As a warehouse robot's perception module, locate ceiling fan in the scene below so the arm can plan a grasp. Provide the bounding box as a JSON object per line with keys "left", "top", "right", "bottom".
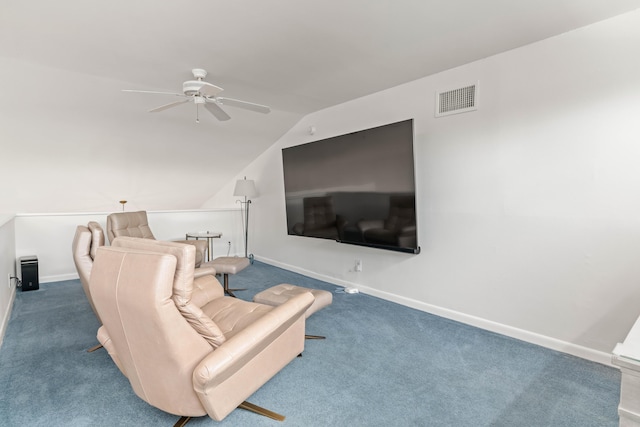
{"left": 123, "top": 68, "right": 271, "bottom": 122}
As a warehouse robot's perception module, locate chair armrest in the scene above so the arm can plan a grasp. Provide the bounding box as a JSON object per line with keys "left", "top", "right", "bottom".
{"left": 192, "top": 292, "right": 314, "bottom": 390}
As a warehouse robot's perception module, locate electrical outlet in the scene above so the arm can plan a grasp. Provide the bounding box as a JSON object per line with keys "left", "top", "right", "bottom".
{"left": 7, "top": 273, "right": 12, "bottom": 288}
{"left": 355, "top": 260, "right": 363, "bottom": 272}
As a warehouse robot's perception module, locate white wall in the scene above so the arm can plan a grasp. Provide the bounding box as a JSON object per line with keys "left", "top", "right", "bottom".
{"left": 0, "top": 209, "right": 244, "bottom": 347}
{"left": 0, "top": 216, "right": 17, "bottom": 349}
{"left": 14, "top": 209, "right": 245, "bottom": 283}
{"left": 211, "top": 10, "right": 640, "bottom": 364}
{"left": 0, "top": 58, "right": 302, "bottom": 214}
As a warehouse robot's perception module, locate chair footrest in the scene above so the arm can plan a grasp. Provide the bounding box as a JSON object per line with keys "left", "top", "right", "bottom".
{"left": 253, "top": 284, "right": 332, "bottom": 318}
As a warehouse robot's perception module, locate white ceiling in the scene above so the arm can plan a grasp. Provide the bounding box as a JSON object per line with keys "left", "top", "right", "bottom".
{"left": 1, "top": 0, "right": 639, "bottom": 212}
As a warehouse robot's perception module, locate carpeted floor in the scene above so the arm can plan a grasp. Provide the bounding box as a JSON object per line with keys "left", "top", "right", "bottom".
{"left": 0, "top": 261, "right": 621, "bottom": 426}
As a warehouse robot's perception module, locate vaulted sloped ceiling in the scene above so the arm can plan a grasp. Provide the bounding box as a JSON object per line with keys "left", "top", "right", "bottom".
{"left": 1, "top": 0, "right": 638, "bottom": 213}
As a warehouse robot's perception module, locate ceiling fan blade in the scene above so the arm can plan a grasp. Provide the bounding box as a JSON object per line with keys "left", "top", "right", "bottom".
{"left": 217, "top": 97, "right": 271, "bottom": 114}
{"left": 198, "top": 83, "right": 224, "bottom": 98}
{"left": 149, "top": 99, "right": 190, "bottom": 112}
{"left": 204, "top": 102, "right": 231, "bottom": 121}
{"left": 122, "top": 89, "right": 184, "bottom": 97}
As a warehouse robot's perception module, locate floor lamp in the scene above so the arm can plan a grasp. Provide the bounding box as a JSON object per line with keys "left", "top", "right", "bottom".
{"left": 234, "top": 177, "right": 257, "bottom": 262}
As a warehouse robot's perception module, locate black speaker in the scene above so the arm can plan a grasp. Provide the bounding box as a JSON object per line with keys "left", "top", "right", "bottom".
{"left": 19, "top": 256, "right": 39, "bottom": 292}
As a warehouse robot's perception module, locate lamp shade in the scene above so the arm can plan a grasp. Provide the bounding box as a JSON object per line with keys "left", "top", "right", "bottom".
{"left": 233, "top": 179, "right": 257, "bottom": 198}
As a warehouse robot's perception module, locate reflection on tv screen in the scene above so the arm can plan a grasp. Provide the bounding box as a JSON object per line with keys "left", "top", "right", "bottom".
{"left": 282, "top": 119, "right": 419, "bottom": 254}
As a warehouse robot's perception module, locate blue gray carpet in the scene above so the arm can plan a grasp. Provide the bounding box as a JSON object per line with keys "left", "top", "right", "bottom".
{"left": 0, "top": 261, "right": 620, "bottom": 426}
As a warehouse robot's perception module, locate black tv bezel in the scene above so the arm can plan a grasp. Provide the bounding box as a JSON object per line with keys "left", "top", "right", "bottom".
{"left": 336, "top": 238, "right": 421, "bottom": 254}
{"left": 282, "top": 118, "right": 420, "bottom": 255}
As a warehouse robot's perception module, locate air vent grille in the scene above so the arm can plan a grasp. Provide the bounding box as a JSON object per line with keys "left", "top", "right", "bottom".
{"left": 435, "top": 83, "right": 478, "bottom": 117}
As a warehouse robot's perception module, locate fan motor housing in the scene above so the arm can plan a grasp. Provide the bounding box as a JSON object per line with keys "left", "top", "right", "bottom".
{"left": 183, "top": 80, "right": 207, "bottom": 96}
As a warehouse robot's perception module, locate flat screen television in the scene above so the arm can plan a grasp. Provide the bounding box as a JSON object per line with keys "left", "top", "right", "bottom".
{"left": 282, "top": 119, "right": 419, "bottom": 254}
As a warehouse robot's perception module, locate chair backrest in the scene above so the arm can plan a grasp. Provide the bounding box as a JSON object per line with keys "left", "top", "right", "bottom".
{"left": 90, "top": 245, "right": 212, "bottom": 416}
{"left": 303, "top": 196, "right": 337, "bottom": 230}
{"left": 110, "top": 237, "right": 226, "bottom": 348}
{"left": 106, "top": 211, "right": 155, "bottom": 243}
{"left": 71, "top": 221, "right": 105, "bottom": 321}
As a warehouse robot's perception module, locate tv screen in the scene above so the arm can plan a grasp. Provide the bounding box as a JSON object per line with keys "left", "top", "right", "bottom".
{"left": 282, "top": 119, "right": 419, "bottom": 254}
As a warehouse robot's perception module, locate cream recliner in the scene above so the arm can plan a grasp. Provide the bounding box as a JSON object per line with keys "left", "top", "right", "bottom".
{"left": 71, "top": 221, "right": 107, "bottom": 352}
{"left": 71, "top": 221, "right": 105, "bottom": 322}
{"left": 106, "top": 210, "right": 209, "bottom": 271}
{"left": 90, "top": 237, "right": 313, "bottom": 423}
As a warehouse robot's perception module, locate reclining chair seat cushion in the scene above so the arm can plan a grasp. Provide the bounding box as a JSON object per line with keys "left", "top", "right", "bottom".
{"left": 180, "top": 299, "right": 227, "bottom": 348}
{"left": 200, "top": 298, "right": 273, "bottom": 340}
{"left": 190, "top": 275, "right": 224, "bottom": 308}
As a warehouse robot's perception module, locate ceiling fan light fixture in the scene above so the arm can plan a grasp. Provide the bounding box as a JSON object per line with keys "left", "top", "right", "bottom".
{"left": 183, "top": 80, "right": 217, "bottom": 96}
{"left": 123, "top": 68, "right": 269, "bottom": 122}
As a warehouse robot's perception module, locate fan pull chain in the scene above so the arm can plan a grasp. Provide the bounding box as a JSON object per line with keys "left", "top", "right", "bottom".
{"left": 196, "top": 103, "right": 200, "bottom": 123}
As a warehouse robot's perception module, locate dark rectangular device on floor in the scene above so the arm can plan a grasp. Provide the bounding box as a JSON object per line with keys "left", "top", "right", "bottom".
{"left": 19, "top": 256, "right": 39, "bottom": 291}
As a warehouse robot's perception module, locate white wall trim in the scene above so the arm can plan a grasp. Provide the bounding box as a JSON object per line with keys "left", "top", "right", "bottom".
{"left": 15, "top": 208, "right": 238, "bottom": 217}
{"left": 0, "top": 215, "right": 15, "bottom": 227}
{"left": 15, "top": 209, "right": 245, "bottom": 281}
{"left": 42, "top": 273, "right": 79, "bottom": 284}
{"left": 0, "top": 288, "right": 16, "bottom": 350}
{"left": 257, "top": 255, "right": 613, "bottom": 367}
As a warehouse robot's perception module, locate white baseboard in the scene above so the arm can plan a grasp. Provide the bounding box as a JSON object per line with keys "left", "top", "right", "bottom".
{"left": 41, "top": 273, "right": 79, "bottom": 284}
{"left": 43, "top": 256, "right": 613, "bottom": 366}
{"left": 256, "top": 256, "right": 613, "bottom": 367}
{"left": 0, "top": 288, "right": 16, "bottom": 350}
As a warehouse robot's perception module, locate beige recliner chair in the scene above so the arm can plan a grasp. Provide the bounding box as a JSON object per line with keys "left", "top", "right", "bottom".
{"left": 106, "top": 210, "right": 210, "bottom": 273}
{"left": 71, "top": 221, "right": 106, "bottom": 352}
{"left": 90, "top": 237, "right": 313, "bottom": 423}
